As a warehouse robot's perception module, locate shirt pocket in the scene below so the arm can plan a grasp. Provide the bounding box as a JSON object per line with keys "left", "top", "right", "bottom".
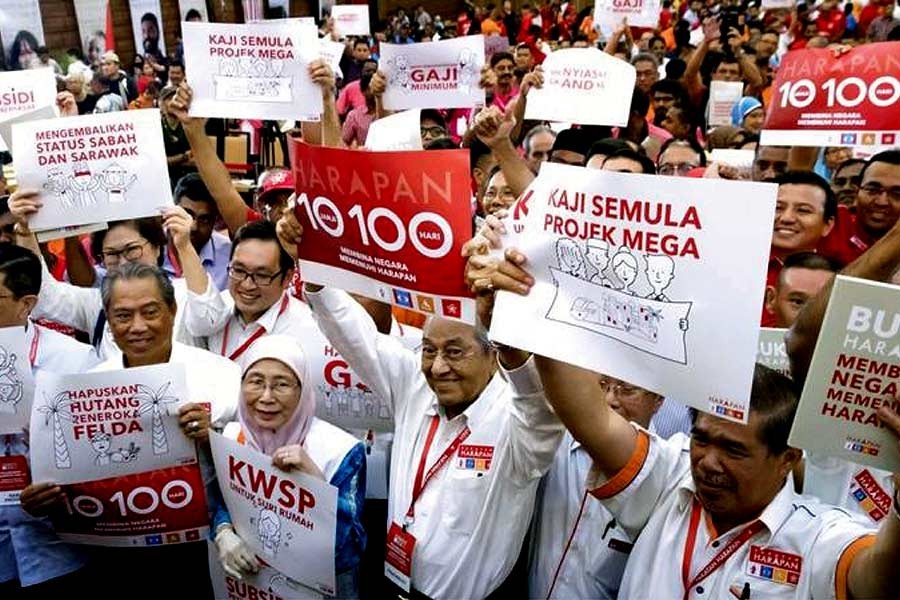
{"left": 440, "top": 470, "right": 491, "bottom": 535}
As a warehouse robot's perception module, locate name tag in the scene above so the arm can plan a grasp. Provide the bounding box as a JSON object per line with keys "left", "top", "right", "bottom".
{"left": 0, "top": 455, "right": 30, "bottom": 506}
{"left": 385, "top": 522, "right": 416, "bottom": 593}
{"left": 456, "top": 444, "right": 493, "bottom": 472}
{"left": 747, "top": 545, "right": 801, "bottom": 586}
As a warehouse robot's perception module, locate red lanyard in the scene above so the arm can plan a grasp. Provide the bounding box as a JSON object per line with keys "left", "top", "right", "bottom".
{"left": 681, "top": 498, "right": 764, "bottom": 600}
{"left": 405, "top": 415, "right": 471, "bottom": 525}
{"left": 28, "top": 326, "right": 40, "bottom": 368}
{"left": 220, "top": 294, "right": 289, "bottom": 361}
{"left": 166, "top": 244, "right": 183, "bottom": 278}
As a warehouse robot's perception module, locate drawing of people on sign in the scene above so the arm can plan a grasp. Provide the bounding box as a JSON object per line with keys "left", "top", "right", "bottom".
{"left": 391, "top": 55, "right": 412, "bottom": 92}
{"left": 90, "top": 433, "right": 141, "bottom": 466}
{"left": 98, "top": 163, "right": 137, "bottom": 203}
{"left": 0, "top": 346, "right": 24, "bottom": 415}
{"left": 458, "top": 48, "right": 478, "bottom": 93}
{"left": 545, "top": 237, "right": 693, "bottom": 364}
{"left": 44, "top": 168, "right": 73, "bottom": 208}
{"left": 69, "top": 162, "right": 100, "bottom": 207}
{"left": 257, "top": 507, "right": 283, "bottom": 556}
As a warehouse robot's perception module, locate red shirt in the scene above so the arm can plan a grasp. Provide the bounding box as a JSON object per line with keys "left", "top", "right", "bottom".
{"left": 816, "top": 8, "right": 847, "bottom": 41}
{"left": 760, "top": 255, "right": 782, "bottom": 327}
{"left": 816, "top": 205, "right": 875, "bottom": 268}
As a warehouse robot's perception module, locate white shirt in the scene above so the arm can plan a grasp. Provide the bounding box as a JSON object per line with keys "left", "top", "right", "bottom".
{"left": 305, "top": 287, "right": 565, "bottom": 600}
{"left": 589, "top": 428, "right": 877, "bottom": 599}
{"left": 804, "top": 452, "right": 895, "bottom": 526}
{"left": 26, "top": 322, "right": 100, "bottom": 374}
{"left": 93, "top": 341, "right": 238, "bottom": 429}
{"left": 30, "top": 263, "right": 194, "bottom": 361}
{"left": 527, "top": 432, "right": 633, "bottom": 600}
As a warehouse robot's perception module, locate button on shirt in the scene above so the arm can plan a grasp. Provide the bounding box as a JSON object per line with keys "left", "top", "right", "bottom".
{"left": 306, "top": 287, "right": 565, "bottom": 600}
{"left": 589, "top": 428, "right": 877, "bottom": 599}
{"left": 528, "top": 432, "right": 634, "bottom": 600}
{"left": 162, "top": 232, "right": 232, "bottom": 291}
{"left": 0, "top": 324, "right": 99, "bottom": 587}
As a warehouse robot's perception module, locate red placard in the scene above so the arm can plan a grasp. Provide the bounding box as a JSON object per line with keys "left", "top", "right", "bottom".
{"left": 761, "top": 42, "right": 900, "bottom": 147}
{"left": 290, "top": 141, "right": 476, "bottom": 322}
{"left": 53, "top": 463, "right": 209, "bottom": 547}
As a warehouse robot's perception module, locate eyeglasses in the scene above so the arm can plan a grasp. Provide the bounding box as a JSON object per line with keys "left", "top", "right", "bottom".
{"left": 242, "top": 376, "right": 298, "bottom": 397}
{"left": 102, "top": 240, "right": 149, "bottom": 265}
{"left": 598, "top": 378, "right": 643, "bottom": 398}
{"left": 859, "top": 184, "right": 900, "bottom": 203}
{"left": 832, "top": 175, "right": 861, "bottom": 187}
{"left": 421, "top": 345, "right": 480, "bottom": 365}
{"left": 658, "top": 162, "right": 699, "bottom": 176}
{"left": 227, "top": 265, "right": 285, "bottom": 286}
{"left": 421, "top": 126, "right": 448, "bottom": 138}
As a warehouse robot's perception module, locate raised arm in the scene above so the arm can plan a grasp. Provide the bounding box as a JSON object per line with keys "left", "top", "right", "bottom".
{"left": 787, "top": 218, "right": 900, "bottom": 385}
{"left": 509, "top": 65, "right": 543, "bottom": 144}
{"left": 682, "top": 19, "right": 719, "bottom": 106}
{"left": 63, "top": 236, "right": 98, "bottom": 287}
{"left": 473, "top": 106, "right": 535, "bottom": 198}
{"left": 309, "top": 59, "right": 341, "bottom": 148}
{"left": 170, "top": 83, "right": 250, "bottom": 235}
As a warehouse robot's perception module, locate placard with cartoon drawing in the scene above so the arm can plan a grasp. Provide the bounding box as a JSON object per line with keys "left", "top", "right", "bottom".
{"left": 380, "top": 36, "right": 485, "bottom": 110}
{"left": 491, "top": 163, "right": 777, "bottom": 423}
{"left": 209, "top": 432, "right": 337, "bottom": 596}
{"left": 0, "top": 327, "right": 35, "bottom": 435}
{"left": 29, "top": 364, "right": 196, "bottom": 485}
{"left": 207, "top": 541, "right": 324, "bottom": 600}
{"left": 11, "top": 109, "right": 172, "bottom": 235}
{"left": 182, "top": 21, "right": 322, "bottom": 121}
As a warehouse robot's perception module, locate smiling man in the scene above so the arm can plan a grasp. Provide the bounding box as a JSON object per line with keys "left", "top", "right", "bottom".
{"left": 762, "top": 171, "right": 836, "bottom": 326}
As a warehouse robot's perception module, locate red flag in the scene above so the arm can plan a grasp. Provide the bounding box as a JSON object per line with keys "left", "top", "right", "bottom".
{"left": 105, "top": 0, "right": 116, "bottom": 52}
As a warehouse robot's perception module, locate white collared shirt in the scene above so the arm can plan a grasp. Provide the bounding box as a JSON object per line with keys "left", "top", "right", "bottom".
{"left": 305, "top": 286, "right": 565, "bottom": 600}
{"left": 93, "top": 341, "right": 239, "bottom": 429}
{"left": 30, "top": 261, "right": 193, "bottom": 360}
{"left": 26, "top": 322, "right": 100, "bottom": 374}
{"left": 588, "top": 427, "right": 877, "bottom": 599}
{"left": 804, "top": 452, "right": 895, "bottom": 526}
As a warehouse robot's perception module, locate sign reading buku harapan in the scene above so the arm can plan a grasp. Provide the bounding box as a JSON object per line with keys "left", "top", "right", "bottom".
{"left": 789, "top": 275, "right": 900, "bottom": 472}
{"left": 290, "top": 141, "right": 475, "bottom": 323}
{"left": 761, "top": 42, "right": 900, "bottom": 147}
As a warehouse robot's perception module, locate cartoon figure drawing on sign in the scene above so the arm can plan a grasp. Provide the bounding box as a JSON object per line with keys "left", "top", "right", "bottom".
{"left": 90, "top": 433, "right": 140, "bottom": 466}
{"left": 98, "top": 163, "right": 137, "bottom": 204}
{"left": 0, "top": 346, "right": 23, "bottom": 414}
{"left": 555, "top": 238, "right": 588, "bottom": 279}
{"left": 585, "top": 239, "right": 613, "bottom": 286}
{"left": 44, "top": 168, "right": 75, "bottom": 209}
{"left": 644, "top": 254, "right": 675, "bottom": 301}
{"left": 69, "top": 162, "right": 101, "bottom": 207}
{"left": 611, "top": 247, "right": 639, "bottom": 294}
{"left": 257, "top": 507, "right": 282, "bottom": 556}
{"left": 220, "top": 58, "right": 238, "bottom": 76}
{"left": 392, "top": 55, "right": 412, "bottom": 92}
{"left": 458, "top": 48, "right": 478, "bottom": 92}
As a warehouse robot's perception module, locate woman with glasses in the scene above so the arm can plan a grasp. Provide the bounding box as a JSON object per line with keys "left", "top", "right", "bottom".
{"left": 211, "top": 335, "right": 366, "bottom": 598}
{"left": 7, "top": 188, "right": 198, "bottom": 358}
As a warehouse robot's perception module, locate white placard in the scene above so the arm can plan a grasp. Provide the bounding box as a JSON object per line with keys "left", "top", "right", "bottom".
{"left": 209, "top": 431, "right": 337, "bottom": 596}
{"left": 29, "top": 364, "right": 196, "bottom": 485}
{"left": 525, "top": 48, "right": 635, "bottom": 127}
{"left": 0, "top": 68, "right": 57, "bottom": 123}
{"left": 0, "top": 0, "right": 45, "bottom": 70}
{"left": 12, "top": 109, "right": 174, "bottom": 234}
{"left": 593, "top": 0, "right": 661, "bottom": 30}
{"left": 757, "top": 327, "right": 790, "bottom": 378}
{"left": 761, "top": 0, "right": 795, "bottom": 8}
{"left": 0, "top": 327, "right": 36, "bottom": 435}
{"left": 710, "top": 149, "right": 755, "bottom": 169}
{"left": 130, "top": 0, "right": 166, "bottom": 58}
{"left": 319, "top": 38, "right": 346, "bottom": 79}
{"left": 207, "top": 541, "right": 324, "bottom": 600}
{"left": 491, "top": 163, "right": 777, "bottom": 423}
{"left": 332, "top": 5, "right": 370, "bottom": 36}
{"left": 708, "top": 81, "right": 745, "bottom": 128}
{"left": 381, "top": 36, "right": 486, "bottom": 111}
{"left": 365, "top": 109, "right": 424, "bottom": 151}
{"left": 183, "top": 21, "right": 323, "bottom": 121}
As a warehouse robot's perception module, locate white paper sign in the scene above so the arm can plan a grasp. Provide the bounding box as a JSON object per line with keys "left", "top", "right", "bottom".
{"left": 0, "top": 68, "right": 56, "bottom": 123}
{"left": 757, "top": 327, "right": 790, "bottom": 378}
{"left": 525, "top": 49, "right": 635, "bottom": 126}
{"left": 182, "top": 21, "right": 323, "bottom": 120}
{"left": 0, "top": 104, "right": 57, "bottom": 155}
{"left": 365, "top": 109, "right": 424, "bottom": 151}
{"left": 209, "top": 431, "right": 337, "bottom": 595}
{"left": 12, "top": 109, "right": 173, "bottom": 234}
{"left": 129, "top": 0, "right": 166, "bottom": 58}
{"left": 761, "top": 0, "right": 795, "bottom": 8}
{"left": 319, "top": 38, "right": 346, "bottom": 79}
{"left": 593, "top": 0, "right": 661, "bottom": 30}
{"left": 0, "top": 327, "right": 35, "bottom": 435}
{"left": 332, "top": 5, "right": 370, "bottom": 36}
{"left": 381, "top": 36, "right": 486, "bottom": 110}
{"left": 491, "top": 163, "right": 777, "bottom": 423}
{"left": 708, "top": 81, "right": 744, "bottom": 128}
{"left": 207, "top": 541, "right": 324, "bottom": 600}
{"left": 29, "top": 364, "right": 196, "bottom": 485}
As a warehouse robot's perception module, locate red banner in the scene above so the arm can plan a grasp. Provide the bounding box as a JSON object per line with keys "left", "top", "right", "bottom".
{"left": 290, "top": 141, "right": 476, "bottom": 322}
{"left": 53, "top": 463, "right": 209, "bottom": 547}
{"left": 761, "top": 42, "right": 900, "bottom": 147}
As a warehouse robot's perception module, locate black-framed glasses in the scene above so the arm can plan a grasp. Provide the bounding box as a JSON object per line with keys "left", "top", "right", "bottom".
{"left": 227, "top": 265, "right": 284, "bottom": 286}
{"left": 102, "top": 240, "right": 149, "bottom": 265}
{"left": 421, "top": 126, "right": 448, "bottom": 138}
{"left": 860, "top": 184, "right": 900, "bottom": 203}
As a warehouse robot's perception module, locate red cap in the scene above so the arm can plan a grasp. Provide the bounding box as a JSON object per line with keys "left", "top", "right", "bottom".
{"left": 256, "top": 169, "right": 294, "bottom": 202}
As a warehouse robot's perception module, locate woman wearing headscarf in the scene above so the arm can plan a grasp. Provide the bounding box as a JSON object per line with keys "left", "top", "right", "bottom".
{"left": 211, "top": 335, "right": 366, "bottom": 598}
{"left": 731, "top": 96, "right": 765, "bottom": 134}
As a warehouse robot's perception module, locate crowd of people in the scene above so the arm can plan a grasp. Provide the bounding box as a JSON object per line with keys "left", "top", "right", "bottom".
{"left": 2, "top": 0, "right": 900, "bottom": 598}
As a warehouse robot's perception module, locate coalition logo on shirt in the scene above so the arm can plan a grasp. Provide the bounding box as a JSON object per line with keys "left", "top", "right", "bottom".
{"left": 457, "top": 444, "right": 493, "bottom": 472}
{"left": 747, "top": 545, "right": 801, "bottom": 586}
{"left": 850, "top": 468, "right": 892, "bottom": 523}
